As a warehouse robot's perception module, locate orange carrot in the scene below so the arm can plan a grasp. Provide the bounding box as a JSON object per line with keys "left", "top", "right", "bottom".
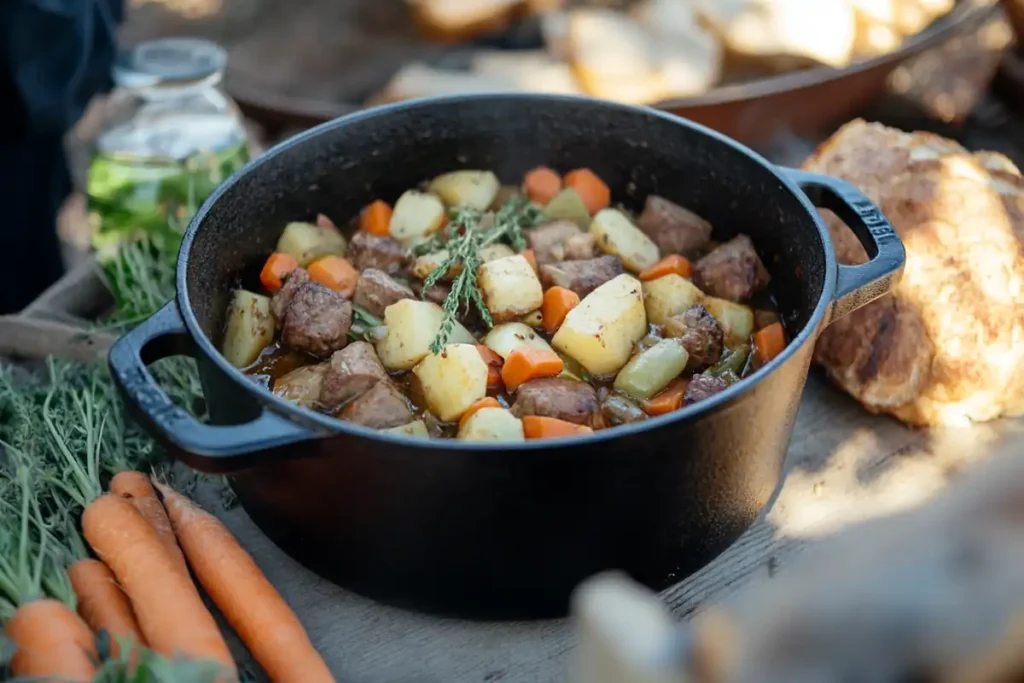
{"left": 639, "top": 254, "right": 692, "bottom": 281}
{"left": 753, "top": 322, "right": 786, "bottom": 366}
{"left": 522, "top": 415, "right": 594, "bottom": 440}
{"left": 521, "top": 249, "right": 539, "bottom": 275}
{"left": 522, "top": 166, "right": 562, "bottom": 204}
{"left": 459, "top": 397, "right": 503, "bottom": 430}
{"left": 155, "top": 483, "right": 335, "bottom": 683}
{"left": 359, "top": 200, "right": 392, "bottom": 237}
{"left": 541, "top": 286, "right": 580, "bottom": 332}
{"left": 308, "top": 256, "right": 359, "bottom": 297}
{"left": 82, "top": 494, "right": 236, "bottom": 673}
{"left": 5, "top": 598, "right": 97, "bottom": 680}
{"left": 260, "top": 253, "right": 299, "bottom": 293}
{"left": 563, "top": 168, "right": 610, "bottom": 214}
{"left": 110, "top": 471, "right": 189, "bottom": 578}
{"left": 501, "top": 347, "right": 564, "bottom": 392}
{"left": 476, "top": 345, "right": 504, "bottom": 388}
{"left": 316, "top": 213, "right": 341, "bottom": 233}
{"left": 642, "top": 379, "right": 688, "bottom": 416}
{"left": 68, "top": 558, "right": 145, "bottom": 656}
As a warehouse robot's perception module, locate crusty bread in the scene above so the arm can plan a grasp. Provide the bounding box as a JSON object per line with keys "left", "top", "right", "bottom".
{"left": 694, "top": 0, "right": 857, "bottom": 68}
{"left": 802, "top": 119, "right": 1024, "bottom": 426}
{"left": 567, "top": 5, "right": 720, "bottom": 104}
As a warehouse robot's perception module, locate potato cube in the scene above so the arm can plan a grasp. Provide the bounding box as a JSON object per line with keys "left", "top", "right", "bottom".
{"left": 457, "top": 407, "right": 525, "bottom": 442}
{"left": 412, "top": 250, "right": 460, "bottom": 281}
{"left": 551, "top": 273, "right": 647, "bottom": 375}
{"left": 519, "top": 309, "right": 544, "bottom": 328}
{"left": 383, "top": 420, "right": 431, "bottom": 438}
{"left": 590, "top": 208, "right": 661, "bottom": 273}
{"left": 389, "top": 190, "right": 447, "bottom": 245}
{"left": 413, "top": 343, "right": 490, "bottom": 421}
{"left": 222, "top": 290, "right": 275, "bottom": 368}
{"left": 478, "top": 254, "right": 544, "bottom": 323}
{"left": 376, "top": 299, "right": 476, "bottom": 370}
{"left": 703, "top": 297, "right": 755, "bottom": 344}
{"left": 276, "top": 221, "right": 347, "bottom": 266}
{"left": 483, "top": 322, "right": 556, "bottom": 359}
{"left": 429, "top": 170, "right": 501, "bottom": 210}
{"left": 642, "top": 274, "right": 704, "bottom": 325}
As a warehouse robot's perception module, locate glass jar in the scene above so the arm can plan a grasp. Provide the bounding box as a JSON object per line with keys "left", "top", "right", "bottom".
{"left": 87, "top": 38, "right": 252, "bottom": 256}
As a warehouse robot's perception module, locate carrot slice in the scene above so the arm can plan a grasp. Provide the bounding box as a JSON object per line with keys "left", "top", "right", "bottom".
{"left": 68, "top": 558, "right": 145, "bottom": 656}
{"left": 81, "top": 494, "right": 236, "bottom": 672}
{"left": 359, "top": 200, "right": 392, "bottom": 237}
{"left": 110, "top": 470, "right": 189, "bottom": 578}
{"left": 459, "top": 397, "right": 503, "bottom": 430}
{"left": 6, "top": 598, "right": 97, "bottom": 679}
{"left": 522, "top": 415, "right": 593, "bottom": 439}
{"left": 260, "top": 253, "right": 299, "bottom": 293}
{"left": 476, "top": 345, "right": 504, "bottom": 388}
{"left": 563, "top": 168, "right": 610, "bottom": 214}
{"left": 308, "top": 255, "right": 359, "bottom": 297}
{"left": 156, "top": 483, "right": 335, "bottom": 683}
{"left": 642, "top": 379, "right": 688, "bottom": 416}
{"left": 521, "top": 249, "right": 538, "bottom": 274}
{"left": 522, "top": 166, "right": 562, "bottom": 205}
{"left": 501, "top": 347, "right": 564, "bottom": 392}
{"left": 753, "top": 322, "right": 786, "bottom": 366}
{"left": 639, "top": 254, "right": 692, "bottom": 281}
{"left": 541, "top": 286, "right": 580, "bottom": 333}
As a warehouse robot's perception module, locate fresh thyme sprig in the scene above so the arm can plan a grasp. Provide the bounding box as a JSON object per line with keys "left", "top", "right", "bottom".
{"left": 422, "top": 196, "right": 545, "bottom": 353}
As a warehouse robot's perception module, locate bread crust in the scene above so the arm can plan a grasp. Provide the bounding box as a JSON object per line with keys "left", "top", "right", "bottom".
{"left": 802, "top": 119, "right": 1024, "bottom": 426}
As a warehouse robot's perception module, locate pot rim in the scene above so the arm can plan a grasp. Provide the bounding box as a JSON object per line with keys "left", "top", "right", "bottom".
{"left": 177, "top": 93, "right": 838, "bottom": 451}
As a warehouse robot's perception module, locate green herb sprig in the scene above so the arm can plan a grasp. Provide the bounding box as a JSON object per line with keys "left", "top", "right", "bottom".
{"left": 420, "top": 196, "right": 545, "bottom": 353}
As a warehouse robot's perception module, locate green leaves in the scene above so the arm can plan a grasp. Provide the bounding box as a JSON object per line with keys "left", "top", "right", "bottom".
{"left": 424, "top": 196, "right": 545, "bottom": 353}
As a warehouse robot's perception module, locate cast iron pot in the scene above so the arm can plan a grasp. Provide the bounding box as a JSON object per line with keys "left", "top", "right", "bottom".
{"left": 109, "top": 94, "right": 904, "bottom": 619}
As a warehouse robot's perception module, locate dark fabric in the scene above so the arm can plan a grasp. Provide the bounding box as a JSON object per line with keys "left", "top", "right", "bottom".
{"left": 0, "top": 0, "right": 122, "bottom": 313}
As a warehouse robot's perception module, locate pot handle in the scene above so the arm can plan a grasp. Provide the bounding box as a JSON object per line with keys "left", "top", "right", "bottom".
{"left": 108, "top": 302, "right": 319, "bottom": 473}
{"left": 781, "top": 168, "right": 906, "bottom": 323}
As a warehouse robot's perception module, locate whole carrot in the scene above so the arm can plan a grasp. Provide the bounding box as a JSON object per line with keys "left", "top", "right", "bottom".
{"left": 68, "top": 558, "right": 145, "bottom": 656}
{"left": 5, "top": 598, "right": 97, "bottom": 680}
{"left": 82, "top": 494, "right": 236, "bottom": 674}
{"left": 156, "top": 482, "right": 335, "bottom": 683}
{"left": 110, "top": 471, "right": 190, "bottom": 578}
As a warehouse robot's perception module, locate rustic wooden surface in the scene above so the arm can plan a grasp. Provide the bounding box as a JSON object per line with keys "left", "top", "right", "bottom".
{"left": 174, "top": 376, "right": 1023, "bottom": 683}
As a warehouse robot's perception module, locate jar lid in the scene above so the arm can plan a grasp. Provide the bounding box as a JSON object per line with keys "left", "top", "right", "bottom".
{"left": 114, "top": 38, "right": 228, "bottom": 88}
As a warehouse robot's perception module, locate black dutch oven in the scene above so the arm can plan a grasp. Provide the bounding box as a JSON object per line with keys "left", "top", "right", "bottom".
{"left": 109, "top": 94, "right": 904, "bottom": 620}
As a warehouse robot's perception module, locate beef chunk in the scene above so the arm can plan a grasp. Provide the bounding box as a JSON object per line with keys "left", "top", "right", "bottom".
{"left": 601, "top": 394, "right": 648, "bottom": 426}
{"left": 512, "top": 378, "right": 599, "bottom": 426}
{"left": 664, "top": 304, "right": 724, "bottom": 371}
{"left": 270, "top": 268, "right": 310, "bottom": 322}
{"left": 684, "top": 374, "right": 730, "bottom": 405}
{"left": 272, "top": 363, "right": 327, "bottom": 408}
{"left": 347, "top": 231, "right": 408, "bottom": 274}
{"left": 638, "top": 195, "right": 713, "bottom": 254}
{"left": 563, "top": 233, "right": 597, "bottom": 261}
{"left": 525, "top": 220, "right": 583, "bottom": 265}
{"left": 338, "top": 380, "right": 414, "bottom": 429}
{"left": 693, "top": 235, "right": 770, "bottom": 302}
{"left": 411, "top": 280, "right": 451, "bottom": 306}
{"left": 353, "top": 268, "right": 414, "bottom": 318}
{"left": 280, "top": 282, "right": 353, "bottom": 357}
{"left": 540, "top": 255, "right": 624, "bottom": 298}
{"left": 320, "top": 341, "right": 389, "bottom": 408}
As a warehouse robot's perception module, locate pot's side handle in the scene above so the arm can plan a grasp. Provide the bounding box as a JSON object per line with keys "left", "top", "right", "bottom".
{"left": 108, "top": 302, "right": 319, "bottom": 474}
{"left": 781, "top": 168, "right": 906, "bottom": 323}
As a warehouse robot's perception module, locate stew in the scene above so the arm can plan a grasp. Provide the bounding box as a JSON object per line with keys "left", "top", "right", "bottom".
{"left": 221, "top": 166, "right": 789, "bottom": 442}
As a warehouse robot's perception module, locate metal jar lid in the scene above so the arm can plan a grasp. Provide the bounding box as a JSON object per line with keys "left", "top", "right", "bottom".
{"left": 113, "top": 38, "right": 228, "bottom": 89}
